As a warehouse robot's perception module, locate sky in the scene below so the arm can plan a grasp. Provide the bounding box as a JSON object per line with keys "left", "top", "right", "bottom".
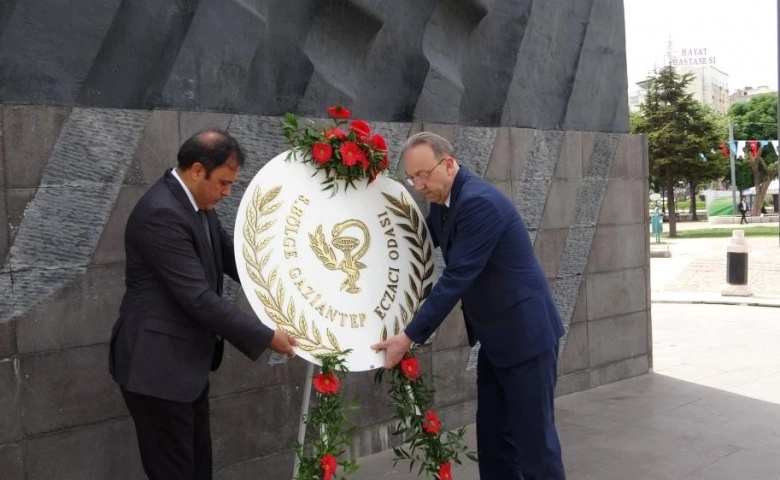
{"left": 624, "top": 0, "right": 778, "bottom": 93}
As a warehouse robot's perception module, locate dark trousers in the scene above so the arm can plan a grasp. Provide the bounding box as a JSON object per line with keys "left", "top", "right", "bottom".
{"left": 122, "top": 384, "right": 213, "bottom": 480}
{"left": 740, "top": 211, "right": 747, "bottom": 224}
{"left": 476, "top": 346, "right": 565, "bottom": 480}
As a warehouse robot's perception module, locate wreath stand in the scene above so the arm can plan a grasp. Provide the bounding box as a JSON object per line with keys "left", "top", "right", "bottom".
{"left": 291, "top": 362, "right": 316, "bottom": 478}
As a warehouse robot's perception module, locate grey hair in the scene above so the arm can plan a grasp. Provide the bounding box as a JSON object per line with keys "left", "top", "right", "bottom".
{"left": 401, "top": 132, "right": 455, "bottom": 160}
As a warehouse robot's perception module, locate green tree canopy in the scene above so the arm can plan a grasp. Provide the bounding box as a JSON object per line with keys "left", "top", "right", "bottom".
{"left": 632, "top": 66, "right": 723, "bottom": 235}
{"left": 729, "top": 93, "right": 778, "bottom": 140}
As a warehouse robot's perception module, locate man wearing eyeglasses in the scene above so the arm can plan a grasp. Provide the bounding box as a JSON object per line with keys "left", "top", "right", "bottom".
{"left": 373, "top": 132, "right": 566, "bottom": 479}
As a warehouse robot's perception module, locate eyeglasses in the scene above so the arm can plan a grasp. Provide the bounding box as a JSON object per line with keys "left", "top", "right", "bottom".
{"left": 405, "top": 157, "right": 447, "bottom": 186}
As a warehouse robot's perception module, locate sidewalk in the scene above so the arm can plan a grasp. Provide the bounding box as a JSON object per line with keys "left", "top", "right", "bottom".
{"left": 357, "top": 304, "right": 780, "bottom": 479}
{"left": 650, "top": 232, "right": 780, "bottom": 307}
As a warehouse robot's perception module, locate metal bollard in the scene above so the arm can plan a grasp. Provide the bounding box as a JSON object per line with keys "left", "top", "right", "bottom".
{"left": 721, "top": 230, "right": 752, "bottom": 297}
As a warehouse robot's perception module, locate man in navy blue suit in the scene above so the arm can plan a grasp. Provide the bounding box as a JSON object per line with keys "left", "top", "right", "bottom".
{"left": 373, "top": 132, "right": 566, "bottom": 479}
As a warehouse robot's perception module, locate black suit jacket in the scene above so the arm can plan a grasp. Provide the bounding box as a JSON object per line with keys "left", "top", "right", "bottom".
{"left": 109, "top": 170, "right": 274, "bottom": 402}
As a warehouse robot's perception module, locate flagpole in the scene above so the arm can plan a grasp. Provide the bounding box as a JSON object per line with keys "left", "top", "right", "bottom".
{"left": 729, "top": 120, "right": 738, "bottom": 216}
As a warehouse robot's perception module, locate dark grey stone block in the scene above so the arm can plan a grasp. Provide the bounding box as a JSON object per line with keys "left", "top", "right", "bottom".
{"left": 124, "top": 110, "right": 179, "bottom": 186}
{"left": 0, "top": 0, "right": 121, "bottom": 104}
{"left": 453, "top": 126, "right": 498, "bottom": 178}
{"left": 0, "top": 106, "right": 5, "bottom": 188}
{"left": 0, "top": 443, "right": 24, "bottom": 480}
{"left": 533, "top": 228, "right": 568, "bottom": 280}
{"left": 209, "top": 345, "right": 310, "bottom": 399}
{"left": 589, "top": 355, "right": 649, "bottom": 389}
{"left": 559, "top": 322, "right": 588, "bottom": 376}
{"left": 2, "top": 105, "right": 70, "bottom": 188}
{"left": 214, "top": 449, "right": 294, "bottom": 480}
{"left": 24, "top": 419, "right": 144, "bottom": 480}
{"left": 16, "top": 264, "right": 124, "bottom": 354}
{"left": 179, "top": 111, "right": 232, "bottom": 143}
{"left": 484, "top": 127, "right": 511, "bottom": 182}
{"left": 552, "top": 276, "right": 581, "bottom": 335}
{"left": 0, "top": 190, "right": 8, "bottom": 266}
{"left": 610, "top": 134, "right": 646, "bottom": 180}
{"left": 555, "top": 370, "right": 590, "bottom": 397}
{"left": 0, "top": 360, "right": 21, "bottom": 443}
{"left": 586, "top": 223, "right": 647, "bottom": 274}
{"left": 0, "top": 274, "right": 11, "bottom": 321}
{"left": 436, "top": 399, "right": 477, "bottom": 434}
{"left": 588, "top": 312, "right": 649, "bottom": 367}
{"left": 370, "top": 121, "right": 412, "bottom": 173}
{"left": 20, "top": 344, "right": 126, "bottom": 436}
{"left": 553, "top": 131, "right": 584, "bottom": 180}
{"left": 0, "top": 318, "right": 16, "bottom": 357}
{"left": 430, "top": 307, "right": 468, "bottom": 352}
{"left": 561, "top": 0, "right": 629, "bottom": 133}
{"left": 598, "top": 179, "right": 647, "bottom": 226}
{"left": 539, "top": 179, "right": 581, "bottom": 230}
{"left": 586, "top": 267, "right": 648, "bottom": 321}
{"left": 570, "top": 279, "right": 587, "bottom": 325}
{"left": 342, "top": 369, "right": 395, "bottom": 429}
{"left": 210, "top": 385, "right": 304, "bottom": 469}
{"left": 4, "top": 268, "right": 84, "bottom": 322}
{"left": 5, "top": 187, "right": 36, "bottom": 242}
{"left": 432, "top": 346, "right": 477, "bottom": 408}
{"left": 556, "top": 226, "right": 596, "bottom": 278}
{"left": 91, "top": 185, "right": 147, "bottom": 265}
{"left": 348, "top": 420, "right": 401, "bottom": 460}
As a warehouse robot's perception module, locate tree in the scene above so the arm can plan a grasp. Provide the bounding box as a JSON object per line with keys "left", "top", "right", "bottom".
{"left": 728, "top": 93, "right": 779, "bottom": 215}
{"left": 633, "top": 66, "right": 724, "bottom": 236}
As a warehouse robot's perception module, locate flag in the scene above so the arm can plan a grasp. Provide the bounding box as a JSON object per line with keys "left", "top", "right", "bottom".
{"left": 730, "top": 141, "right": 739, "bottom": 157}
{"left": 749, "top": 141, "right": 759, "bottom": 157}
{"left": 721, "top": 142, "right": 729, "bottom": 158}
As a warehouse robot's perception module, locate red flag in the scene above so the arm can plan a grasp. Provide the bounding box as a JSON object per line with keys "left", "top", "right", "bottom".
{"left": 749, "top": 141, "right": 759, "bottom": 157}
{"left": 721, "top": 142, "right": 729, "bottom": 158}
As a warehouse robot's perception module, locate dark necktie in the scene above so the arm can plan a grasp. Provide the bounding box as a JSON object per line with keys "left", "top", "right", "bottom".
{"left": 198, "top": 210, "right": 212, "bottom": 251}
{"left": 441, "top": 205, "right": 449, "bottom": 227}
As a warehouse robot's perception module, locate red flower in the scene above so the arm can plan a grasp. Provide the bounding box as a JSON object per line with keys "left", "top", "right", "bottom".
{"left": 327, "top": 105, "right": 351, "bottom": 119}
{"left": 423, "top": 410, "right": 441, "bottom": 434}
{"left": 368, "top": 171, "right": 379, "bottom": 184}
{"left": 339, "top": 141, "right": 365, "bottom": 167}
{"left": 400, "top": 356, "right": 420, "bottom": 381}
{"left": 378, "top": 155, "right": 389, "bottom": 170}
{"left": 438, "top": 462, "right": 452, "bottom": 480}
{"left": 359, "top": 155, "right": 371, "bottom": 171}
{"left": 350, "top": 119, "right": 371, "bottom": 138}
{"left": 313, "top": 373, "right": 340, "bottom": 395}
{"left": 312, "top": 142, "right": 333, "bottom": 164}
{"left": 325, "top": 128, "right": 347, "bottom": 140}
{"left": 321, "top": 453, "right": 338, "bottom": 480}
{"left": 370, "top": 134, "right": 387, "bottom": 152}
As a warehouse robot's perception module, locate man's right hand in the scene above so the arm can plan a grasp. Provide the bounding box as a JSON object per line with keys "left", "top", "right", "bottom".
{"left": 269, "top": 329, "right": 297, "bottom": 357}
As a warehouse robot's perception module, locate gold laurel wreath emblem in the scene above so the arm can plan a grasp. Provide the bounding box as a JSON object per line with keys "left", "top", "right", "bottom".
{"left": 379, "top": 192, "right": 435, "bottom": 343}
{"left": 241, "top": 185, "right": 341, "bottom": 354}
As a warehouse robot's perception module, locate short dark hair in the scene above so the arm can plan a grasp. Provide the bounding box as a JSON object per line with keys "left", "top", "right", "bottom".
{"left": 177, "top": 129, "right": 245, "bottom": 176}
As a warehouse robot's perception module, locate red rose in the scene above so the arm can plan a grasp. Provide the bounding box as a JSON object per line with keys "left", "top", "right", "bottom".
{"left": 438, "top": 462, "right": 452, "bottom": 480}
{"left": 313, "top": 373, "right": 340, "bottom": 395}
{"left": 321, "top": 453, "right": 338, "bottom": 480}
{"left": 350, "top": 119, "right": 371, "bottom": 138}
{"left": 311, "top": 142, "right": 333, "bottom": 164}
{"left": 370, "top": 134, "right": 387, "bottom": 152}
{"left": 327, "top": 105, "right": 351, "bottom": 119}
{"left": 400, "top": 356, "right": 420, "bottom": 381}
{"left": 423, "top": 410, "right": 441, "bottom": 434}
{"left": 325, "top": 128, "right": 347, "bottom": 140}
{"left": 339, "top": 141, "right": 365, "bottom": 167}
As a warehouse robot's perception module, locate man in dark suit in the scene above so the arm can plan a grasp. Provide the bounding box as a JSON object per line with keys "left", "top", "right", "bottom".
{"left": 373, "top": 132, "right": 566, "bottom": 479}
{"left": 109, "top": 129, "right": 297, "bottom": 480}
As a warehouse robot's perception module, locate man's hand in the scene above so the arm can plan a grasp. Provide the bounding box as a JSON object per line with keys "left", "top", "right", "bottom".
{"left": 371, "top": 333, "right": 413, "bottom": 369}
{"left": 269, "top": 329, "right": 297, "bottom": 357}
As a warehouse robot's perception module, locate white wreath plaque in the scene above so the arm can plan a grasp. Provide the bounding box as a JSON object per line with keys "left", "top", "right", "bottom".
{"left": 234, "top": 151, "right": 439, "bottom": 371}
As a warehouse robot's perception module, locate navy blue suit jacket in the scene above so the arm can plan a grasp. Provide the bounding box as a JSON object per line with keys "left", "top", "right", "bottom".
{"left": 405, "top": 167, "right": 564, "bottom": 367}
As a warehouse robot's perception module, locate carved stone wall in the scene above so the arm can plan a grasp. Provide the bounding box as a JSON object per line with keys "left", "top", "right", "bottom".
{"left": 0, "top": 1, "right": 648, "bottom": 478}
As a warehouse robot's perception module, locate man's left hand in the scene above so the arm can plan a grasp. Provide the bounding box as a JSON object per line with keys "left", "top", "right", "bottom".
{"left": 371, "top": 333, "right": 413, "bottom": 369}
